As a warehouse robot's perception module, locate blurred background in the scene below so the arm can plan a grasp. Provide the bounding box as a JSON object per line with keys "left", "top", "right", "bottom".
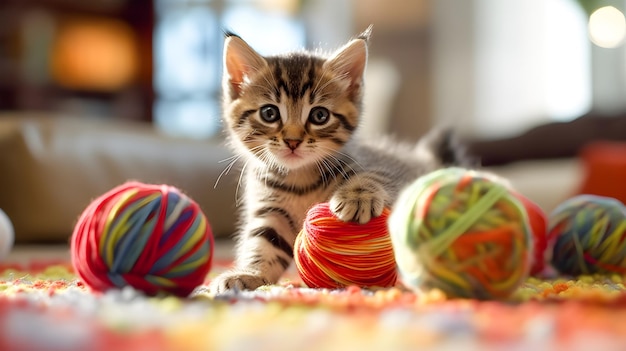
{"left": 2, "top": 0, "right": 626, "bottom": 244}
{"left": 2, "top": 0, "right": 624, "bottom": 141}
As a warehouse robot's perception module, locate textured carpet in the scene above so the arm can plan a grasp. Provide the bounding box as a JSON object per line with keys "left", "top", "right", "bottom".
{"left": 2, "top": 258, "right": 626, "bottom": 351}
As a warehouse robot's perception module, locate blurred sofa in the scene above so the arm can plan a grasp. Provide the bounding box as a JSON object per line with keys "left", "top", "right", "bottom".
{"left": 0, "top": 112, "right": 239, "bottom": 244}
{"left": 2, "top": 110, "right": 625, "bottom": 244}
{"left": 470, "top": 113, "right": 626, "bottom": 214}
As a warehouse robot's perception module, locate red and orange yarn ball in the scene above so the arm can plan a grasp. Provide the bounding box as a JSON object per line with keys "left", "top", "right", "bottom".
{"left": 513, "top": 193, "right": 548, "bottom": 275}
{"left": 71, "top": 181, "right": 214, "bottom": 297}
{"left": 294, "top": 203, "right": 397, "bottom": 289}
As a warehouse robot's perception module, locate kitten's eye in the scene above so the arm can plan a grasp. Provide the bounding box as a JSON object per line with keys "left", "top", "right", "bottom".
{"left": 308, "top": 107, "right": 330, "bottom": 125}
{"left": 260, "top": 105, "right": 281, "bottom": 123}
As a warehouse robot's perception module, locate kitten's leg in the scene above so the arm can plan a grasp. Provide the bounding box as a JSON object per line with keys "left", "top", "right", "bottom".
{"left": 209, "top": 216, "right": 295, "bottom": 294}
{"left": 330, "top": 172, "right": 390, "bottom": 224}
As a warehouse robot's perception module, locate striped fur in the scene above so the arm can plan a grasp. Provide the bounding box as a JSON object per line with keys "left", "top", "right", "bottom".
{"left": 209, "top": 28, "right": 467, "bottom": 294}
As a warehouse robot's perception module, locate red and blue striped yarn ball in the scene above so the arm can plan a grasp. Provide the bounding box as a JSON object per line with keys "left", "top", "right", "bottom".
{"left": 294, "top": 202, "right": 398, "bottom": 289}
{"left": 549, "top": 194, "right": 626, "bottom": 276}
{"left": 71, "top": 181, "right": 214, "bottom": 297}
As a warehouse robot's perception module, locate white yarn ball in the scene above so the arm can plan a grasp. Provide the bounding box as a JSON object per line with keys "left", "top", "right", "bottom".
{"left": 0, "top": 209, "right": 14, "bottom": 258}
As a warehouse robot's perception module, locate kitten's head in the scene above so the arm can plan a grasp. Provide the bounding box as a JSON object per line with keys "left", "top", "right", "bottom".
{"left": 222, "top": 28, "right": 371, "bottom": 171}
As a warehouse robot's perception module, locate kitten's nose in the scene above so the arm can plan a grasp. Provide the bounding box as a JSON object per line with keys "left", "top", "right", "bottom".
{"left": 284, "top": 138, "right": 302, "bottom": 151}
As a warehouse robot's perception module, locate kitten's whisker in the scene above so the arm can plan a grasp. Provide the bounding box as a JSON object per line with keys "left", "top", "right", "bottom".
{"left": 218, "top": 154, "right": 239, "bottom": 164}
{"left": 315, "top": 160, "right": 330, "bottom": 187}
{"left": 331, "top": 149, "right": 364, "bottom": 171}
{"left": 259, "top": 151, "right": 272, "bottom": 188}
{"left": 309, "top": 145, "right": 346, "bottom": 181}
{"left": 242, "top": 145, "right": 269, "bottom": 195}
{"left": 214, "top": 155, "right": 242, "bottom": 189}
{"left": 254, "top": 148, "right": 277, "bottom": 187}
{"left": 337, "top": 159, "right": 361, "bottom": 177}
{"left": 323, "top": 159, "right": 336, "bottom": 185}
{"left": 235, "top": 160, "right": 249, "bottom": 206}
{"left": 326, "top": 156, "right": 354, "bottom": 180}
{"left": 316, "top": 146, "right": 363, "bottom": 179}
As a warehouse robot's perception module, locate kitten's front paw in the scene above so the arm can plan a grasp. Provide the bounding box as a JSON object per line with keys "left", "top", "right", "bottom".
{"left": 330, "top": 177, "right": 388, "bottom": 224}
{"left": 208, "top": 271, "right": 270, "bottom": 295}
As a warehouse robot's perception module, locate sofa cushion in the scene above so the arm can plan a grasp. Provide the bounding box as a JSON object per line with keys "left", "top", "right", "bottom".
{"left": 485, "top": 158, "right": 583, "bottom": 213}
{"left": 0, "top": 113, "right": 239, "bottom": 243}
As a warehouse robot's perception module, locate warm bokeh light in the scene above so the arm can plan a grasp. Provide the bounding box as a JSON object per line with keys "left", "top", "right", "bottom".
{"left": 588, "top": 6, "right": 626, "bottom": 48}
{"left": 51, "top": 19, "right": 139, "bottom": 91}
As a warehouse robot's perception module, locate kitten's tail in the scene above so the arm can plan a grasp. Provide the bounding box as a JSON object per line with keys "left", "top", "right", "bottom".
{"left": 415, "top": 127, "right": 475, "bottom": 168}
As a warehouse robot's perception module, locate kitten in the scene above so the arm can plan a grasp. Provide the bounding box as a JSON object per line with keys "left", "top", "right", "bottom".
{"left": 209, "top": 27, "right": 467, "bottom": 294}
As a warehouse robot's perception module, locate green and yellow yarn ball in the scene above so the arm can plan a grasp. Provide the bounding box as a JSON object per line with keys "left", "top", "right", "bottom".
{"left": 388, "top": 168, "right": 532, "bottom": 300}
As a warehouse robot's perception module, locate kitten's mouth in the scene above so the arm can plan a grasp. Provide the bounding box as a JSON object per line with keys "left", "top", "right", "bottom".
{"left": 277, "top": 149, "right": 311, "bottom": 169}
{"left": 282, "top": 150, "right": 303, "bottom": 161}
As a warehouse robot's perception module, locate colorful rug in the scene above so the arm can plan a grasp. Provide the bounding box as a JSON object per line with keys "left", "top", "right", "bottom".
{"left": 2, "top": 258, "right": 626, "bottom": 351}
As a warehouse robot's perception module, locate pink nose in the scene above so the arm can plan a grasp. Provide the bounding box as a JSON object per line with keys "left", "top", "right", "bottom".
{"left": 284, "top": 138, "right": 302, "bottom": 151}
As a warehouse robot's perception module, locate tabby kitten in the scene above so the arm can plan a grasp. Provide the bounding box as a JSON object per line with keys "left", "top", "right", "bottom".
{"left": 209, "top": 27, "right": 466, "bottom": 294}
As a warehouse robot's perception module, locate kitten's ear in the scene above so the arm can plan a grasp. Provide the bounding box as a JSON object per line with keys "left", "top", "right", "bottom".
{"left": 324, "top": 27, "right": 371, "bottom": 94}
{"left": 223, "top": 34, "right": 267, "bottom": 99}
{"left": 356, "top": 25, "right": 373, "bottom": 42}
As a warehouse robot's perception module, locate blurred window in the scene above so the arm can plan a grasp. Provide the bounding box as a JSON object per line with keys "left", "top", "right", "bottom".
{"left": 153, "top": 0, "right": 305, "bottom": 139}
{"left": 433, "top": 0, "right": 592, "bottom": 138}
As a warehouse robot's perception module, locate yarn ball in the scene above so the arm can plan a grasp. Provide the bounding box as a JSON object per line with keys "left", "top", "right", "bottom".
{"left": 294, "top": 202, "right": 397, "bottom": 289}
{"left": 0, "top": 209, "right": 14, "bottom": 259}
{"left": 548, "top": 194, "right": 626, "bottom": 276}
{"left": 388, "top": 167, "right": 532, "bottom": 300}
{"left": 513, "top": 193, "right": 548, "bottom": 275}
{"left": 71, "top": 181, "right": 214, "bottom": 297}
